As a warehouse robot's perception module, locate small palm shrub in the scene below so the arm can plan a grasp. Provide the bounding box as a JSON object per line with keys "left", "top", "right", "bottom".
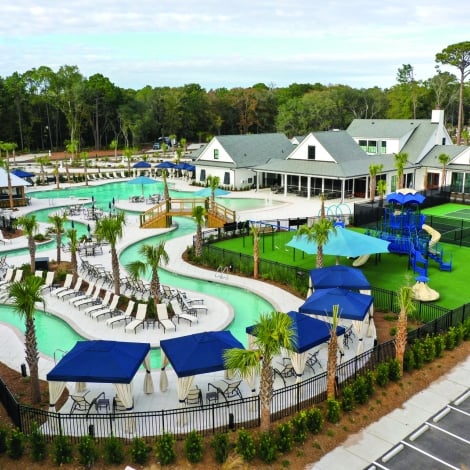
{"left": 77, "top": 435, "right": 98, "bottom": 467}
{"left": 184, "top": 430, "right": 204, "bottom": 464}
{"left": 388, "top": 359, "right": 401, "bottom": 382}
{"left": 341, "top": 385, "right": 355, "bottom": 412}
{"left": 52, "top": 434, "right": 73, "bottom": 465}
{"left": 130, "top": 437, "right": 150, "bottom": 465}
{"left": 376, "top": 362, "right": 390, "bottom": 387}
{"left": 258, "top": 430, "right": 277, "bottom": 464}
{"left": 276, "top": 422, "right": 293, "bottom": 454}
{"left": 103, "top": 435, "right": 124, "bottom": 465}
{"left": 326, "top": 399, "right": 341, "bottom": 424}
{"left": 236, "top": 428, "right": 256, "bottom": 462}
{"left": 29, "top": 423, "right": 47, "bottom": 462}
{"left": 291, "top": 411, "right": 308, "bottom": 444}
{"left": 155, "top": 432, "right": 176, "bottom": 465}
{"left": 6, "top": 428, "right": 25, "bottom": 460}
{"left": 211, "top": 432, "right": 230, "bottom": 464}
{"left": 305, "top": 407, "right": 324, "bottom": 434}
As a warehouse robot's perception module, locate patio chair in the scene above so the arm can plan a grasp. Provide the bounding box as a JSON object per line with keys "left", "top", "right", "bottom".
{"left": 170, "top": 299, "right": 197, "bottom": 326}
{"left": 156, "top": 303, "right": 176, "bottom": 332}
{"left": 70, "top": 391, "right": 93, "bottom": 414}
{"left": 208, "top": 379, "right": 243, "bottom": 401}
{"left": 185, "top": 387, "right": 203, "bottom": 406}
{"left": 56, "top": 277, "right": 83, "bottom": 300}
{"left": 74, "top": 283, "right": 101, "bottom": 309}
{"left": 50, "top": 273, "right": 73, "bottom": 296}
{"left": 181, "top": 297, "right": 208, "bottom": 315}
{"left": 176, "top": 290, "right": 204, "bottom": 306}
{"left": 161, "top": 284, "right": 178, "bottom": 300}
{"left": 273, "top": 358, "right": 295, "bottom": 386}
{"left": 0, "top": 269, "right": 23, "bottom": 292}
{"left": 69, "top": 282, "right": 95, "bottom": 306}
{"left": 41, "top": 271, "right": 55, "bottom": 291}
{"left": 0, "top": 268, "right": 14, "bottom": 287}
{"left": 306, "top": 350, "right": 323, "bottom": 373}
{"left": 106, "top": 300, "right": 135, "bottom": 328}
{"left": 84, "top": 290, "right": 112, "bottom": 316}
{"left": 125, "top": 303, "right": 147, "bottom": 333}
{"left": 91, "top": 294, "right": 120, "bottom": 320}
{"left": 343, "top": 325, "right": 355, "bottom": 349}
{"left": 34, "top": 270, "right": 43, "bottom": 280}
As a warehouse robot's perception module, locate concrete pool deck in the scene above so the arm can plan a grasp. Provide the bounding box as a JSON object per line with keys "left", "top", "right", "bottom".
{"left": 1, "top": 178, "right": 468, "bottom": 467}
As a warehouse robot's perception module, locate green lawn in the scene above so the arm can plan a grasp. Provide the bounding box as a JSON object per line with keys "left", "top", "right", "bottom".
{"left": 213, "top": 204, "right": 470, "bottom": 310}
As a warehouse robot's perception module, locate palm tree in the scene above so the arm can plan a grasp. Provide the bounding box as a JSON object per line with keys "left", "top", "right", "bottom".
{"left": 126, "top": 241, "right": 169, "bottom": 305}
{"left": 326, "top": 304, "right": 341, "bottom": 400}
{"left": 123, "top": 147, "right": 133, "bottom": 176}
{"left": 35, "top": 155, "right": 50, "bottom": 185}
{"left": 80, "top": 151, "right": 89, "bottom": 186}
{"left": 16, "top": 214, "right": 39, "bottom": 270}
{"left": 95, "top": 211, "right": 126, "bottom": 294}
{"left": 48, "top": 213, "right": 67, "bottom": 264}
{"left": 297, "top": 218, "right": 335, "bottom": 268}
{"left": 8, "top": 275, "right": 45, "bottom": 404}
{"left": 207, "top": 175, "right": 221, "bottom": 208}
{"left": 0, "top": 141, "right": 16, "bottom": 209}
{"left": 369, "top": 163, "right": 384, "bottom": 202}
{"left": 162, "top": 169, "right": 170, "bottom": 203}
{"left": 437, "top": 153, "right": 451, "bottom": 188}
{"left": 377, "top": 179, "right": 387, "bottom": 207}
{"left": 395, "top": 284, "right": 415, "bottom": 372}
{"left": 223, "top": 311, "right": 295, "bottom": 431}
{"left": 192, "top": 205, "right": 206, "bottom": 257}
{"left": 393, "top": 152, "right": 408, "bottom": 190}
{"left": 251, "top": 223, "right": 260, "bottom": 279}
{"left": 66, "top": 227, "right": 79, "bottom": 284}
{"left": 52, "top": 162, "right": 60, "bottom": 189}
{"left": 110, "top": 138, "right": 119, "bottom": 162}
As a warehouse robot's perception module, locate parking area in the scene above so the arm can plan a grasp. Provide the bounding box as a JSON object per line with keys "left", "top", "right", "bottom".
{"left": 366, "top": 388, "right": 470, "bottom": 469}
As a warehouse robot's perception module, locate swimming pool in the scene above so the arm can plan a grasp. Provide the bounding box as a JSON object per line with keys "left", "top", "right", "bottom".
{"left": 0, "top": 195, "right": 274, "bottom": 367}
{"left": 28, "top": 181, "right": 281, "bottom": 212}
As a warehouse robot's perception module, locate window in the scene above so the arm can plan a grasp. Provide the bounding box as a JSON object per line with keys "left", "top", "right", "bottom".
{"left": 307, "top": 145, "right": 316, "bottom": 160}
{"left": 381, "top": 141, "right": 387, "bottom": 153}
{"left": 223, "top": 172, "right": 230, "bottom": 185}
{"left": 367, "top": 141, "right": 377, "bottom": 154}
{"left": 214, "top": 149, "right": 219, "bottom": 159}
{"left": 199, "top": 169, "right": 206, "bottom": 182}
{"left": 359, "top": 140, "right": 367, "bottom": 151}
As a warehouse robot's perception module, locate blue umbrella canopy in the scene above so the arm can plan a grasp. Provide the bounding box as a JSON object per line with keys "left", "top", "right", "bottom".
{"left": 299, "top": 287, "right": 373, "bottom": 321}
{"left": 246, "top": 311, "right": 345, "bottom": 353}
{"left": 155, "top": 161, "right": 176, "bottom": 169}
{"left": 286, "top": 227, "right": 390, "bottom": 257}
{"left": 127, "top": 175, "right": 159, "bottom": 196}
{"left": 12, "top": 168, "right": 35, "bottom": 178}
{"left": 132, "top": 160, "right": 152, "bottom": 168}
{"left": 160, "top": 331, "right": 244, "bottom": 377}
{"left": 309, "top": 265, "right": 371, "bottom": 291}
{"left": 194, "top": 187, "right": 230, "bottom": 197}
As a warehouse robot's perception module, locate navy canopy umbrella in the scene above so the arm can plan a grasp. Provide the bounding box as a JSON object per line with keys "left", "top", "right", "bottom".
{"left": 12, "top": 168, "right": 35, "bottom": 178}
{"left": 132, "top": 161, "right": 152, "bottom": 169}
{"left": 309, "top": 265, "right": 371, "bottom": 293}
{"left": 155, "top": 161, "right": 176, "bottom": 169}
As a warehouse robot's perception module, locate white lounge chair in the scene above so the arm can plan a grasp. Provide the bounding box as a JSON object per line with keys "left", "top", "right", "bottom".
{"left": 170, "top": 299, "right": 197, "bottom": 326}
{"left": 50, "top": 274, "right": 73, "bottom": 296}
{"left": 84, "top": 290, "right": 111, "bottom": 316}
{"left": 41, "top": 271, "right": 55, "bottom": 292}
{"left": 34, "top": 270, "right": 43, "bottom": 279}
{"left": 125, "top": 303, "right": 147, "bottom": 333}
{"left": 69, "top": 282, "right": 95, "bottom": 306}
{"left": 156, "top": 303, "right": 176, "bottom": 332}
{"left": 0, "top": 269, "right": 23, "bottom": 293}
{"left": 91, "top": 294, "right": 120, "bottom": 320}
{"left": 106, "top": 300, "right": 135, "bottom": 328}
{"left": 0, "top": 268, "right": 14, "bottom": 287}
{"left": 74, "top": 284, "right": 101, "bottom": 309}
{"left": 57, "top": 277, "right": 83, "bottom": 300}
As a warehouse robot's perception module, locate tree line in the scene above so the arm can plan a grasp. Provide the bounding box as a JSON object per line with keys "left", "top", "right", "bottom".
{"left": 0, "top": 42, "right": 468, "bottom": 153}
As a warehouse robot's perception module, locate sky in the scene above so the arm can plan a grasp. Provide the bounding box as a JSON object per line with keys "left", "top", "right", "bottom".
{"left": 0, "top": 1, "right": 468, "bottom": 91}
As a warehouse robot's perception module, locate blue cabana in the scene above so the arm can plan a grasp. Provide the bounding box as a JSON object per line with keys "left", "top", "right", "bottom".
{"left": 46, "top": 340, "right": 152, "bottom": 410}
{"left": 246, "top": 311, "right": 345, "bottom": 381}
{"left": 159, "top": 331, "right": 244, "bottom": 404}
{"left": 309, "top": 265, "right": 371, "bottom": 295}
{"left": 132, "top": 161, "right": 152, "bottom": 168}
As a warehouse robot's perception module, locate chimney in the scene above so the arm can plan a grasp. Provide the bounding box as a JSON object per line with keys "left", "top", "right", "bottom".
{"left": 431, "top": 109, "right": 444, "bottom": 125}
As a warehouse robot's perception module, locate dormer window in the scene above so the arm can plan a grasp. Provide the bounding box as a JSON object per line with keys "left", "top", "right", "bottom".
{"left": 307, "top": 145, "right": 316, "bottom": 160}
{"left": 214, "top": 149, "right": 219, "bottom": 159}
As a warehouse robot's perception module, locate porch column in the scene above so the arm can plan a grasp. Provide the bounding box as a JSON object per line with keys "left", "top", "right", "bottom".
{"left": 307, "top": 177, "right": 311, "bottom": 200}
{"left": 340, "top": 179, "right": 345, "bottom": 203}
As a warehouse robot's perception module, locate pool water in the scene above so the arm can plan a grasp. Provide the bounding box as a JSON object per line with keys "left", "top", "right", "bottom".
{"left": 28, "top": 181, "right": 280, "bottom": 212}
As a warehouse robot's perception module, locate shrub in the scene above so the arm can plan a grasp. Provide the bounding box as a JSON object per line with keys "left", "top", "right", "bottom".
{"left": 78, "top": 435, "right": 98, "bottom": 467}
{"left": 462, "top": 318, "right": 470, "bottom": 340}
{"left": 403, "top": 349, "right": 415, "bottom": 371}
{"left": 326, "top": 399, "right": 341, "bottom": 424}
{"left": 29, "top": 423, "right": 47, "bottom": 462}
{"left": 341, "top": 385, "right": 355, "bottom": 412}
{"left": 389, "top": 326, "right": 397, "bottom": 336}
{"left": 184, "top": 430, "right": 204, "bottom": 464}
{"left": 445, "top": 327, "right": 456, "bottom": 350}
{"left": 421, "top": 335, "right": 436, "bottom": 362}
{"left": 383, "top": 313, "right": 398, "bottom": 321}
{"left": 103, "top": 435, "right": 124, "bottom": 465}
{"left": 236, "top": 428, "right": 256, "bottom": 462}
{"left": 52, "top": 434, "right": 73, "bottom": 465}
{"left": 364, "top": 370, "right": 376, "bottom": 395}
{"left": 454, "top": 324, "right": 465, "bottom": 346}
{"left": 376, "top": 362, "right": 390, "bottom": 387}
{"left": 276, "top": 422, "right": 293, "bottom": 454}
{"left": 412, "top": 341, "right": 424, "bottom": 369}
{"left": 258, "top": 430, "right": 277, "bottom": 464}
{"left": 0, "top": 423, "right": 9, "bottom": 454}
{"left": 305, "top": 407, "right": 323, "bottom": 434}
{"left": 434, "top": 335, "right": 445, "bottom": 358}
{"left": 211, "top": 432, "right": 230, "bottom": 464}
{"left": 155, "top": 432, "right": 176, "bottom": 465}
{"left": 130, "top": 437, "right": 150, "bottom": 465}
{"left": 291, "top": 411, "right": 308, "bottom": 444}
{"left": 352, "top": 376, "right": 368, "bottom": 405}
{"left": 388, "top": 359, "right": 401, "bottom": 381}
{"left": 6, "top": 428, "right": 25, "bottom": 460}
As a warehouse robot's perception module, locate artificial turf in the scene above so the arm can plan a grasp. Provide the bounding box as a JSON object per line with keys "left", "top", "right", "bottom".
{"left": 213, "top": 203, "right": 470, "bottom": 310}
